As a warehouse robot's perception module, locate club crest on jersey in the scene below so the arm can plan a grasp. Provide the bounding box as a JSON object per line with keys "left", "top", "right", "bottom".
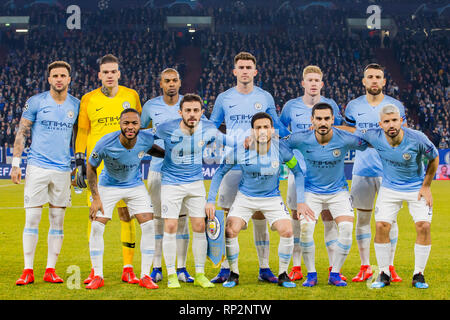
{"left": 122, "top": 101, "right": 131, "bottom": 109}
{"left": 67, "top": 110, "right": 74, "bottom": 119}
{"left": 271, "top": 160, "right": 279, "bottom": 168}
{"left": 332, "top": 149, "right": 341, "bottom": 157}
{"left": 138, "top": 151, "right": 145, "bottom": 159}
{"left": 206, "top": 217, "right": 221, "bottom": 240}
{"left": 403, "top": 153, "right": 411, "bottom": 161}
{"left": 254, "top": 102, "right": 262, "bottom": 110}
{"left": 198, "top": 140, "right": 205, "bottom": 148}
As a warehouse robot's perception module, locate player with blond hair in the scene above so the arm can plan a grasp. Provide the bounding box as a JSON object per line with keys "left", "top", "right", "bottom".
{"left": 280, "top": 65, "right": 345, "bottom": 281}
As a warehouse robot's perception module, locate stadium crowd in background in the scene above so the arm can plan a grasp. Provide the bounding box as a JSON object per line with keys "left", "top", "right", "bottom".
{"left": 0, "top": 2, "right": 448, "bottom": 150}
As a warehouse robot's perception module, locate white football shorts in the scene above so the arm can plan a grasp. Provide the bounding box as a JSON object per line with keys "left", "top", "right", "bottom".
{"left": 228, "top": 191, "right": 291, "bottom": 230}
{"left": 24, "top": 165, "right": 71, "bottom": 208}
{"left": 160, "top": 180, "right": 206, "bottom": 219}
{"left": 147, "top": 170, "right": 188, "bottom": 218}
{"left": 350, "top": 175, "right": 382, "bottom": 210}
{"left": 96, "top": 184, "right": 153, "bottom": 220}
{"left": 374, "top": 187, "right": 432, "bottom": 224}
{"left": 304, "top": 190, "right": 354, "bottom": 221}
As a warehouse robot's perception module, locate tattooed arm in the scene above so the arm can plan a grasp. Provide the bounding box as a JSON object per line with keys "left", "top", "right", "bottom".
{"left": 86, "top": 161, "right": 104, "bottom": 221}
{"left": 11, "top": 118, "right": 33, "bottom": 184}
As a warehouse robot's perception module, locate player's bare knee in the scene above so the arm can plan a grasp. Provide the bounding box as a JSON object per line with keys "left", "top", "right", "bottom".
{"left": 415, "top": 221, "right": 431, "bottom": 236}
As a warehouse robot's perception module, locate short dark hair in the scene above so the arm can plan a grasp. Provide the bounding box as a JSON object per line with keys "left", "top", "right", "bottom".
{"left": 364, "top": 63, "right": 384, "bottom": 73}
{"left": 180, "top": 93, "right": 203, "bottom": 110}
{"left": 234, "top": 51, "right": 257, "bottom": 66}
{"left": 48, "top": 61, "right": 71, "bottom": 75}
{"left": 251, "top": 112, "right": 273, "bottom": 128}
{"left": 99, "top": 54, "right": 119, "bottom": 66}
{"left": 120, "top": 108, "right": 140, "bottom": 119}
{"left": 311, "top": 102, "right": 334, "bottom": 117}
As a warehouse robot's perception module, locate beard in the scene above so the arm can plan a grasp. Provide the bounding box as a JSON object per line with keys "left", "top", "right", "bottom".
{"left": 385, "top": 128, "right": 400, "bottom": 138}
{"left": 51, "top": 84, "right": 68, "bottom": 93}
{"left": 316, "top": 126, "right": 331, "bottom": 135}
{"left": 182, "top": 117, "right": 197, "bottom": 128}
{"left": 366, "top": 86, "right": 383, "bottom": 95}
{"left": 121, "top": 128, "right": 139, "bottom": 140}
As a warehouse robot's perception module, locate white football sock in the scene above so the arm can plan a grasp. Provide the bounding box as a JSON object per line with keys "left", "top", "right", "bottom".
{"left": 300, "top": 221, "right": 316, "bottom": 273}
{"left": 292, "top": 219, "right": 302, "bottom": 267}
{"left": 162, "top": 232, "right": 177, "bottom": 275}
{"left": 226, "top": 237, "right": 239, "bottom": 274}
{"left": 389, "top": 221, "right": 399, "bottom": 266}
{"left": 323, "top": 220, "right": 338, "bottom": 267}
{"left": 252, "top": 218, "right": 270, "bottom": 269}
{"left": 89, "top": 221, "right": 105, "bottom": 278}
{"left": 278, "top": 236, "right": 294, "bottom": 275}
{"left": 176, "top": 215, "right": 190, "bottom": 269}
{"left": 46, "top": 207, "right": 65, "bottom": 269}
{"left": 414, "top": 244, "right": 431, "bottom": 275}
{"left": 374, "top": 242, "right": 391, "bottom": 276}
{"left": 152, "top": 217, "right": 164, "bottom": 268}
{"left": 332, "top": 221, "right": 353, "bottom": 273}
{"left": 355, "top": 210, "right": 372, "bottom": 265}
{"left": 23, "top": 207, "right": 42, "bottom": 270}
{"left": 192, "top": 232, "right": 207, "bottom": 274}
{"left": 140, "top": 220, "right": 155, "bottom": 278}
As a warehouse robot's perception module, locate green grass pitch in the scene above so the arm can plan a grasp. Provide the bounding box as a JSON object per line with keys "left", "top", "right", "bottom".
{"left": 0, "top": 179, "right": 449, "bottom": 300}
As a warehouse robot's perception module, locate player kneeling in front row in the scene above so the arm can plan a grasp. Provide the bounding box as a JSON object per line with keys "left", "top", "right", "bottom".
{"left": 284, "top": 103, "right": 369, "bottom": 287}
{"left": 85, "top": 109, "right": 164, "bottom": 289}
{"left": 206, "top": 112, "right": 308, "bottom": 288}
{"left": 345, "top": 105, "right": 438, "bottom": 289}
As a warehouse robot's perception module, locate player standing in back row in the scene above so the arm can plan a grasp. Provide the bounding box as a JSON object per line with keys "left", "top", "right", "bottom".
{"left": 12, "top": 61, "right": 80, "bottom": 285}
{"left": 75, "top": 54, "right": 142, "bottom": 285}
{"left": 280, "top": 65, "right": 345, "bottom": 282}
{"left": 344, "top": 63, "right": 406, "bottom": 282}
{"left": 141, "top": 68, "right": 194, "bottom": 283}
{"left": 209, "top": 52, "right": 290, "bottom": 283}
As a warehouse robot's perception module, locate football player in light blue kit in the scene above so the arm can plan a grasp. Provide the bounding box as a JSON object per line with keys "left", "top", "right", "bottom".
{"left": 209, "top": 51, "right": 290, "bottom": 283}
{"left": 206, "top": 112, "right": 313, "bottom": 288}
{"left": 280, "top": 65, "right": 345, "bottom": 282}
{"left": 156, "top": 93, "right": 237, "bottom": 289}
{"left": 86, "top": 108, "right": 164, "bottom": 290}
{"left": 347, "top": 105, "right": 438, "bottom": 289}
{"left": 285, "top": 103, "right": 368, "bottom": 287}
{"left": 11, "top": 61, "right": 80, "bottom": 285}
{"left": 141, "top": 68, "right": 194, "bottom": 283}
{"left": 344, "top": 63, "right": 406, "bottom": 282}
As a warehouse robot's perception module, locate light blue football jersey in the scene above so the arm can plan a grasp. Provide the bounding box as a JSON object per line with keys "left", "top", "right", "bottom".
{"left": 285, "top": 128, "right": 368, "bottom": 194}
{"left": 344, "top": 94, "right": 406, "bottom": 177}
{"left": 22, "top": 91, "right": 80, "bottom": 171}
{"left": 280, "top": 95, "right": 343, "bottom": 172}
{"left": 89, "top": 129, "right": 155, "bottom": 188}
{"left": 207, "top": 139, "right": 305, "bottom": 202}
{"left": 355, "top": 127, "right": 438, "bottom": 192}
{"left": 156, "top": 118, "right": 235, "bottom": 185}
{"left": 141, "top": 95, "right": 183, "bottom": 172}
